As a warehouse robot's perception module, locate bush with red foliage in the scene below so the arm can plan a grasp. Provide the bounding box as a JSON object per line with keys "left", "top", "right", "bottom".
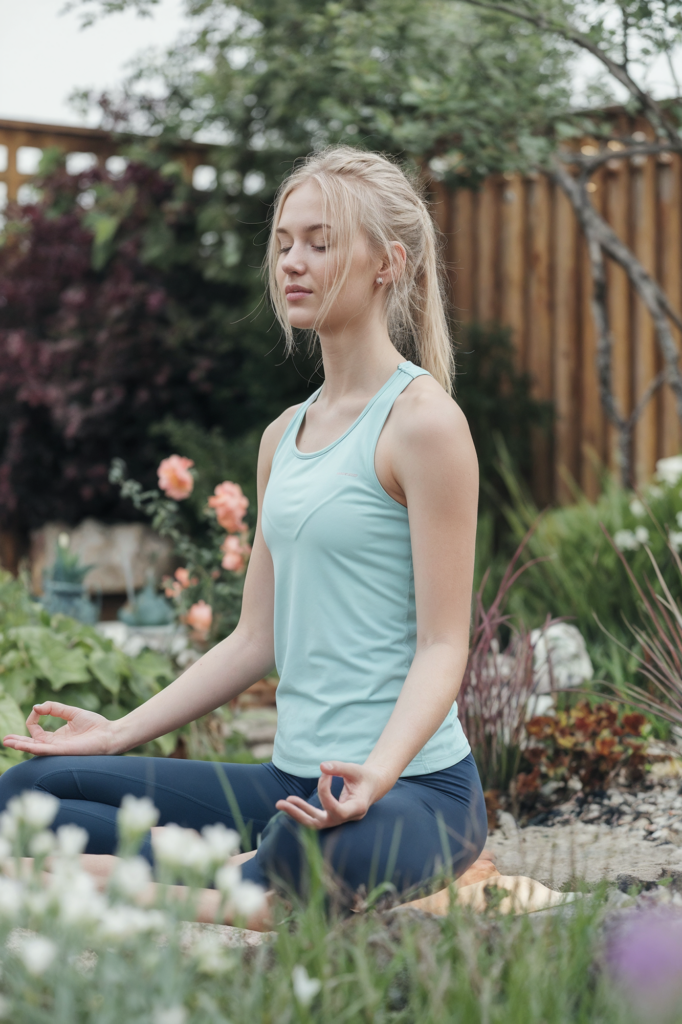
{"left": 0, "top": 155, "right": 314, "bottom": 536}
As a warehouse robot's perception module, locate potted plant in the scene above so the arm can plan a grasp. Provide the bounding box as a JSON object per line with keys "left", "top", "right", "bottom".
{"left": 41, "top": 533, "right": 99, "bottom": 624}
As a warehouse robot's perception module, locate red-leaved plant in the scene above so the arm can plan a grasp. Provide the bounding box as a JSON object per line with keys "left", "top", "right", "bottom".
{"left": 459, "top": 529, "right": 556, "bottom": 797}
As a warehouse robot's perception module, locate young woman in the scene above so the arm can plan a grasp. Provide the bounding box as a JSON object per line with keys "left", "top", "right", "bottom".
{"left": 0, "top": 146, "right": 486, "bottom": 919}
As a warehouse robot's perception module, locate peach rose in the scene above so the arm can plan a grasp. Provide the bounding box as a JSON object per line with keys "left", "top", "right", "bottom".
{"left": 207, "top": 481, "right": 249, "bottom": 533}
{"left": 185, "top": 600, "right": 212, "bottom": 640}
{"left": 157, "top": 455, "right": 194, "bottom": 500}
{"left": 174, "top": 567, "right": 197, "bottom": 589}
{"left": 220, "top": 533, "right": 252, "bottom": 573}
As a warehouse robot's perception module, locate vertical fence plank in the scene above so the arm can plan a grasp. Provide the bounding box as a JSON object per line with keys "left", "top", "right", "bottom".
{"left": 452, "top": 187, "right": 475, "bottom": 322}
{"left": 657, "top": 153, "right": 682, "bottom": 458}
{"left": 604, "top": 157, "right": 631, "bottom": 481}
{"left": 631, "top": 148, "right": 659, "bottom": 487}
{"left": 552, "top": 181, "right": 580, "bottom": 502}
{"left": 500, "top": 174, "right": 526, "bottom": 366}
{"left": 475, "top": 177, "right": 498, "bottom": 322}
{"left": 526, "top": 174, "right": 552, "bottom": 505}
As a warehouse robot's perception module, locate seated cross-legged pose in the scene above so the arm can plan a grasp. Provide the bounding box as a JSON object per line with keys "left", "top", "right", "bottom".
{"left": 0, "top": 146, "right": 487, "bottom": 923}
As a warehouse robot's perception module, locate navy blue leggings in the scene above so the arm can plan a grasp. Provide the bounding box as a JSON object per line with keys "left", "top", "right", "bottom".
{"left": 0, "top": 753, "right": 486, "bottom": 900}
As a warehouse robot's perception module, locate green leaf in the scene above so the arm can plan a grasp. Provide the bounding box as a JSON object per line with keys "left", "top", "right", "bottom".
{"left": 88, "top": 648, "right": 123, "bottom": 697}
{"left": 9, "top": 626, "right": 91, "bottom": 691}
{"left": 0, "top": 691, "right": 28, "bottom": 740}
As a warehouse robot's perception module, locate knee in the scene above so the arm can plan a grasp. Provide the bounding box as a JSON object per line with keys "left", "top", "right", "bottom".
{"left": 0, "top": 759, "right": 40, "bottom": 809}
{"left": 0, "top": 757, "right": 60, "bottom": 811}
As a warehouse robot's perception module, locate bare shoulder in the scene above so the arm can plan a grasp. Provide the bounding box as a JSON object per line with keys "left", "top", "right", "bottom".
{"left": 257, "top": 404, "right": 303, "bottom": 485}
{"left": 390, "top": 375, "right": 475, "bottom": 460}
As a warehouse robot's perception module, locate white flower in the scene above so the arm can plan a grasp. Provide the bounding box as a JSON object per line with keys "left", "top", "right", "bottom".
{"left": 0, "top": 878, "right": 22, "bottom": 917}
{"left": 0, "top": 813, "right": 17, "bottom": 842}
{"left": 629, "top": 497, "right": 646, "bottom": 517}
{"left": 153, "top": 1007, "right": 187, "bottom": 1024}
{"left": 292, "top": 965, "right": 322, "bottom": 1007}
{"left": 215, "top": 862, "right": 241, "bottom": 895}
{"left": 669, "top": 531, "right": 682, "bottom": 552}
{"left": 229, "top": 880, "right": 267, "bottom": 918}
{"left": 111, "top": 856, "right": 153, "bottom": 897}
{"left": 55, "top": 824, "right": 88, "bottom": 858}
{"left": 614, "top": 529, "right": 640, "bottom": 551}
{"left": 58, "top": 871, "right": 106, "bottom": 926}
{"left": 98, "top": 906, "right": 167, "bottom": 940}
{"left": 191, "top": 933, "right": 235, "bottom": 975}
{"left": 12, "top": 793, "right": 59, "bottom": 830}
{"left": 201, "top": 823, "right": 240, "bottom": 863}
{"left": 17, "top": 935, "right": 56, "bottom": 976}
{"left": 28, "top": 830, "right": 55, "bottom": 858}
{"left": 118, "top": 795, "right": 159, "bottom": 836}
{"left": 0, "top": 837, "right": 11, "bottom": 860}
{"left": 152, "top": 824, "right": 211, "bottom": 873}
{"left": 656, "top": 455, "right": 682, "bottom": 487}
{"left": 634, "top": 526, "right": 650, "bottom": 545}
{"left": 648, "top": 484, "right": 664, "bottom": 499}
{"left": 24, "top": 891, "right": 51, "bottom": 918}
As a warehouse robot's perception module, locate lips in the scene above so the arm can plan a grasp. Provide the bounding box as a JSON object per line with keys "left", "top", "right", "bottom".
{"left": 285, "top": 285, "right": 312, "bottom": 295}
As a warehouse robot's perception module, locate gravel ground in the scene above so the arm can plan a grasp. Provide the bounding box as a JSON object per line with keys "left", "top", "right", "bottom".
{"left": 487, "top": 774, "right": 682, "bottom": 889}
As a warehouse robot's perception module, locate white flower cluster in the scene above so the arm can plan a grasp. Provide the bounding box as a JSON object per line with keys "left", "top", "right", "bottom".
{"left": 613, "top": 526, "right": 650, "bottom": 552}
{"left": 0, "top": 789, "right": 266, "bottom": 990}
{"left": 152, "top": 821, "right": 240, "bottom": 875}
{"left": 656, "top": 455, "right": 682, "bottom": 487}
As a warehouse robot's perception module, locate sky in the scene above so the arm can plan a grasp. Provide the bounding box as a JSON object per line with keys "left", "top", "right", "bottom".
{"left": 0, "top": 0, "right": 190, "bottom": 126}
{"left": 0, "top": 0, "right": 681, "bottom": 129}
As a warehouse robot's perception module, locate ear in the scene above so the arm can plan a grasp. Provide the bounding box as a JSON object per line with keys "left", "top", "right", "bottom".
{"left": 378, "top": 241, "right": 406, "bottom": 284}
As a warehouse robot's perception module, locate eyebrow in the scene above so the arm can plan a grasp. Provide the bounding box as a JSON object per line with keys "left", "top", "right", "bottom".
{"left": 275, "top": 223, "right": 331, "bottom": 234}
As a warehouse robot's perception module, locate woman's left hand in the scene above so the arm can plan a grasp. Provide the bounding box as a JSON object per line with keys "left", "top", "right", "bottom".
{"left": 275, "top": 761, "right": 389, "bottom": 829}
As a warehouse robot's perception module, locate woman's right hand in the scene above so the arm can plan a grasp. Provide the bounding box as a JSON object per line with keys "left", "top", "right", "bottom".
{"left": 2, "top": 702, "right": 120, "bottom": 758}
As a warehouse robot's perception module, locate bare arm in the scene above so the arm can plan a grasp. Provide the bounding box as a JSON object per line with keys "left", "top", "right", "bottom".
{"left": 3, "top": 409, "right": 299, "bottom": 757}
{"left": 277, "top": 379, "right": 478, "bottom": 828}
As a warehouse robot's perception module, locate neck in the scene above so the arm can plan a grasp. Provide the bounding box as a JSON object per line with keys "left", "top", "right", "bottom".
{"left": 315, "top": 313, "right": 403, "bottom": 402}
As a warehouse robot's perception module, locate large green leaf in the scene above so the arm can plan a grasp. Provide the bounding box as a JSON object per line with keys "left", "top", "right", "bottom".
{"left": 88, "top": 648, "right": 123, "bottom": 697}
{"left": 9, "top": 627, "right": 91, "bottom": 691}
{"left": 0, "top": 691, "right": 27, "bottom": 739}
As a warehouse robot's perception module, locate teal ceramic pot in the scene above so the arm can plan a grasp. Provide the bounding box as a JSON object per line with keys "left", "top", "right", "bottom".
{"left": 42, "top": 580, "right": 99, "bottom": 625}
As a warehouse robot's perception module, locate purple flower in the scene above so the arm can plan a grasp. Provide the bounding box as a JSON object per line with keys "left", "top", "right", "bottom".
{"left": 607, "top": 907, "right": 682, "bottom": 1017}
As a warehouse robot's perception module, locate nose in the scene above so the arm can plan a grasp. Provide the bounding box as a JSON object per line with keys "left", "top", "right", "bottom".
{"left": 280, "top": 242, "right": 306, "bottom": 276}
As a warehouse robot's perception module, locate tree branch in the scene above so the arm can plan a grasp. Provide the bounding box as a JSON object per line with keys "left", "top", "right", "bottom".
{"left": 553, "top": 159, "right": 682, "bottom": 426}
{"left": 457, "top": 0, "right": 679, "bottom": 141}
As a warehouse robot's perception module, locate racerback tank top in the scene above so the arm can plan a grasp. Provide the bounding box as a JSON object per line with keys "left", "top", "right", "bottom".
{"left": 261, "top": 361, "right": 471, "bottom": 777}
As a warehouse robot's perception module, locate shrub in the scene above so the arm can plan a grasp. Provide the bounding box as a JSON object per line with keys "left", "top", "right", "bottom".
{"left": 0, "top": 569, "right": 176, "bottom": 768}
{"left": 0, "top": 154, "right": 317, "bottom": 537}
{"left": 498, "top": 454, "right": 682, "bottom": 682}
{"left": 516, "top": 701, "right": 651, "bottom": 802}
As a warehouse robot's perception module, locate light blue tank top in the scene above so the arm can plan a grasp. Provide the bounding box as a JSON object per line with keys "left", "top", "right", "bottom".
{"left": 261, "top": 361, "right": 471, "bottom": 777}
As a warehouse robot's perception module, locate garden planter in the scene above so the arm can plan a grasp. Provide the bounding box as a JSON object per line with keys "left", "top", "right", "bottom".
{"left": 41, "top": 579, "right": 99, "bottom": 625}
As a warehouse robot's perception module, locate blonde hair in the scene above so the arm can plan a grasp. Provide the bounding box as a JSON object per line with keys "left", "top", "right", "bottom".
{"left": 266, "top": 146, "right": 454, "bottom": 392}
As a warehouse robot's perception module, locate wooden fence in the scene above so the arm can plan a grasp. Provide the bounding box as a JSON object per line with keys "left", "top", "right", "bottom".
{"left": 3, "top": 118, "right": 682, "bottom": 509}
{"left": 431, "top": 127, "right": 682, "bottom": 506}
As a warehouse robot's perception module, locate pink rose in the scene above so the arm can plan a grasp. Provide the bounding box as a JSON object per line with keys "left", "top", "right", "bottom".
{"left": 163, "top": 577, "right": 182, "bottom": 600}
{"left": 207, "top": 481, "right": 249, "bottom": 533}
{"left": 185, "top": 600, "right": 212, "bottom": 640}
{"left": 174, "top": 567, "right": 197, "bottom": 589}
{"left": 157, "top": 455, "right": 194, "bottom": 500}
{"left": 220, "top": 533, "right": 252, "bottom": 573}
